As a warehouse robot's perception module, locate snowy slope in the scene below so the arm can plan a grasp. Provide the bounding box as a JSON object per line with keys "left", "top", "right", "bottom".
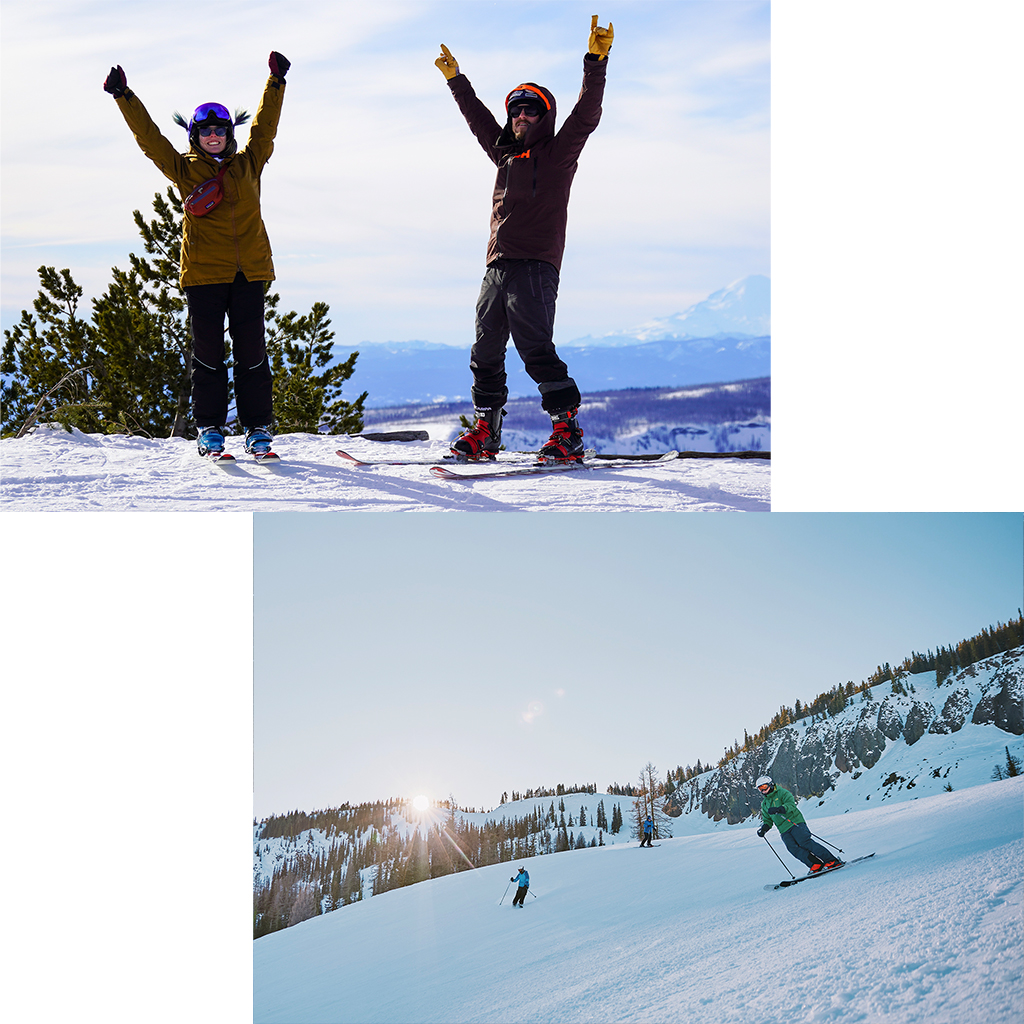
{"left": 254, "top": 651, "right": 1021, "bottom": 912}
{"left": 0, "top": 427, "right": 769, "bottom": 512}
{"left": 253, "top": 777, "right": 1023, "bottom": 1024}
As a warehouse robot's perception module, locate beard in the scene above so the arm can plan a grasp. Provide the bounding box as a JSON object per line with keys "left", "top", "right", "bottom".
{"left": 513, "top": 122, "right": 529, "bottom": 141}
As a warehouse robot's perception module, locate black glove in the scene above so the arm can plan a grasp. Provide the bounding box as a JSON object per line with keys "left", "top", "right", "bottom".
{"left": 757, "top": 823, "right": 771, "bottom": 838}
{"left": 103, "top": 65, "right": 127, "bottom": 98}
{"left": 269, "top": 51, "right": 290, "bottom": 80}
{"left": 510, "top": 877, "right": 516, "bottom": 882}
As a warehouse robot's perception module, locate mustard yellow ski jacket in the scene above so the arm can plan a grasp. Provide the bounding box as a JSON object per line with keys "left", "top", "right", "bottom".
{"left": 115, "top": 75, "right": 285, "bottom": 288}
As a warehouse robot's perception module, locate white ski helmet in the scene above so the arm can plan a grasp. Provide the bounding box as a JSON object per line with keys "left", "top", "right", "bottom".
{"left": 755, "top": 775, "right": 774, "bottom": 792}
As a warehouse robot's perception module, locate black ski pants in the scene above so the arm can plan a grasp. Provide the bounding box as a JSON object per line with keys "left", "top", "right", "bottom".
{"left": 780, "top": 822, "right": 833, "bottom": 869}
{"left": 512, "top": 885, "right": 528, "bottom": 906}
{"left": 471, "top": 258, "right": 581, "bottom": 414}
{"left": 185, "top": 271, "right": 273, "bottom": 428}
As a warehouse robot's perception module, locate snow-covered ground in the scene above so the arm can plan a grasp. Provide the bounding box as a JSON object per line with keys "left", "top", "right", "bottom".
{"left": 0, "top": 427, "right": 770, "bottom": 512}
{"left": 253, "top": 776, "right": 1023, "bottom": 1024}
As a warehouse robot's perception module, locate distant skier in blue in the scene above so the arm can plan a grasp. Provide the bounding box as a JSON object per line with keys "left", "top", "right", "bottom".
{"left": 640, "top": 815, "right": 654, "bottom": 847}
{"left": 756, "top": 775, "right": 842, "bottom": 873}
{"left": 511, "top": 867, "right": 530, "bottom": 907}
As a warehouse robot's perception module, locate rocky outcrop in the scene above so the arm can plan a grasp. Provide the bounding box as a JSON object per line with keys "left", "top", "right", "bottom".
{"left": 835, "top": 704, "right": 887, "bottom": 770}
{"left": 877, "top": 696, "right": 904, "bottom": 740}
{"left": 928, "top": 688, "right": 973, "bottom": 734}
{"left": 662, "top": 647, "right": 1022, "bottom": 825}
{"left": 971, "top": 657, "right": 1024, "bottom": 735}
{"left": 903, "top": 701, "right": 935, "bottom": 745}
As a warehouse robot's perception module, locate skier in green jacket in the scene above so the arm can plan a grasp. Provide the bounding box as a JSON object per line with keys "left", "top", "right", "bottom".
{"left": 756, "top": 776, "right": 842, "bottom": 873}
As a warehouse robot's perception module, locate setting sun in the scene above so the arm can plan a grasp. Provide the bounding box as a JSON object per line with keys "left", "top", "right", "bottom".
{"left": 413, "top": 795, "right": 429, "bottom": 811}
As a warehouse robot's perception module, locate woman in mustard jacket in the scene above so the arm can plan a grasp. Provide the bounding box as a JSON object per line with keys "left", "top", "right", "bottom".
{"left": 103, "top": 53, "right": 289, "bottom": 458}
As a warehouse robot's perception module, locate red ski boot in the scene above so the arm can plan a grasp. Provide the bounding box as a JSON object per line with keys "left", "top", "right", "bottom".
{"left": 537, "top": 407, "right": 584, "bottom": 463}
{"left": 451, "top": 407, "right": 504, "bottom": 460}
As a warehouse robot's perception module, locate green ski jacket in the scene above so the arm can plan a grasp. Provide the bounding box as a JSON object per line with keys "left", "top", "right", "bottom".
{"left": 760, "top": 785, "right": 806, "bottom": 834}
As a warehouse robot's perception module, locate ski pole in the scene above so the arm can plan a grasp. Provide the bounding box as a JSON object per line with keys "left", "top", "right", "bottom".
{"left": 499, "top": 880, "right": 512, "bottom": 905}
{"left": 763, "top": 836, "right": 796, "bottom": 879}
{"left": 527, "top": 888, "right": 538, "bottom": 899}
{"left": 808, "top": 831, "right": 844, "bottom": 853}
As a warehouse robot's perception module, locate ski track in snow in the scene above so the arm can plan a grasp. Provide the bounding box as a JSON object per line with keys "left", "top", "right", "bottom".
{"left": 253, "top": 779, "right": 1023, "bottom": 1024}
{"left": 0, "top": 429, "right": 769, "bottom": 512}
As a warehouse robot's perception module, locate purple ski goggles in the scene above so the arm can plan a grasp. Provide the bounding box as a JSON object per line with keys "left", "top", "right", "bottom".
{"left": 190, "top": 102, "right": 232, "bottom": 130}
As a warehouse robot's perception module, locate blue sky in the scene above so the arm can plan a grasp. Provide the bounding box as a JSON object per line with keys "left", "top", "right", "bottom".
{"left": 253, "top": 513, "right": 1022, "bottom": 817}
{"left": 1, "top": 0, "right": 769, "bottom": 347}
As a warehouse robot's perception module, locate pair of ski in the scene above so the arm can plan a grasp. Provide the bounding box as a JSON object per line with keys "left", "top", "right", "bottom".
{"left": 765, "top": 853, "right": 875, "bottom": 891}
{"left": 205, "top": 451, "right": 280, "bottom": 465}
{"left": 336, "top": 448, "right": 680, "bottom": 480}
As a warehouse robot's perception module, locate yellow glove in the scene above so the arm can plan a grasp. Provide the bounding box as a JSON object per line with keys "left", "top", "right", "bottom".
{"left": 435, "top": 44, "right": 460, "bottom": 81}
{"left": 588, "top": 15, "right": 613, "bottom": 59}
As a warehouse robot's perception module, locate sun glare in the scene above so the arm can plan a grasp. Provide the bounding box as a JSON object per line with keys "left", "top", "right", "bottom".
{"left": 413, "top": 794, "right": 429, "bottom": 811}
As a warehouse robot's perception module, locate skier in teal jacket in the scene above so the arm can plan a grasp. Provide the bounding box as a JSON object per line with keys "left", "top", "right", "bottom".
{"left": 756, "top": 776, "right": 842, "bottom": 873}
{"left": 511, "top": 867, "right": 530, "bottom": 907}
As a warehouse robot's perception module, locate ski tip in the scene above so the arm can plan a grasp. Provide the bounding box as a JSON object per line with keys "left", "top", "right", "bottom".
{"left": 336, "top": 450, "right": 366, "bottom": 464}
{"left": 429, "top": 466, "right": 458, "bottom": 479}
{"left": 254, "top": 452, "right": 280, "bottom": 463}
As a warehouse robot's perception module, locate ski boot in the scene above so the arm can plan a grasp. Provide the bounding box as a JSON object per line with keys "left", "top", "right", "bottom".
{"left": 537, "top": 406, "right": 584, "bottom": 463}
{"left": 244, "top": 425, "right": 274, "bottom": 456}
{"left": 451, "top": 407, "right": 504, "bottom": 460}
{"left": 197, "top": 425, "right": 226, "bottom": 457}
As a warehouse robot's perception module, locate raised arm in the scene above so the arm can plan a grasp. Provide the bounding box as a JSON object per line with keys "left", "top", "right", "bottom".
{"left": 104, "top": 65, "right": 189, "bottom": 185}
{"left": 553, "top": 17, "right": 612, "bottom": 162}
{"left": 244, "top": 52, "right": 289, "bottom": 169}
{"left": 436, "top": 44, "right": 505, "bottom": 166}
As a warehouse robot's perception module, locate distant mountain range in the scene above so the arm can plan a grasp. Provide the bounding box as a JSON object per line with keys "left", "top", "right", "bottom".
{"left": 335, "top": 275, "right": 771, "bottom": 408}
{"left": 340, "top": 336, "right": 769, "bottom": 408}
{"left": 565, "top": 274, "right": 771, "bottom": 346}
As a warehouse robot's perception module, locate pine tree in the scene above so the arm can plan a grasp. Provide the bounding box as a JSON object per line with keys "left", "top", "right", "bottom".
{"left": 610, "top": 802, "right": 623, "bottom": 834}
{"left": 2, "top": 267, "right": 102, "bottom": 436}
{"left": 266, "top": 296, "right": 367, "bottom": 434}
{"left": 3, "top": 188, "right": 366, "bottom": 440}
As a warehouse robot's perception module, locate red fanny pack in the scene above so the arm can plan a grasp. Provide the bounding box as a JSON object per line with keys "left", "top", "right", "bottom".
{"left": 184, "top": 166, "right": 227, "bottom": 217}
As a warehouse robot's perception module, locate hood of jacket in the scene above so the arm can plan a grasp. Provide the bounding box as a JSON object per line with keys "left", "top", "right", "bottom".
{"left": 498, "top": 82, "right": 557, "bottom": 153}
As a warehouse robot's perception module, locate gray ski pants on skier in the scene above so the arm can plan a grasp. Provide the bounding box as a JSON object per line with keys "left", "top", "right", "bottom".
{"left": 780, "top": 822, "right": 833, "bottom": 869}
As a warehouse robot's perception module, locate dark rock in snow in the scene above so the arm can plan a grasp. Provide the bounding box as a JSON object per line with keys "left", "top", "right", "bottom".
{"left": 836, "top": 705, "right": 887, "bottom": 769}
{"left": 903, "top": 701, "right": 936, "bottom": 746}
{"left": 971, "top": 654, "right": 1024, "bottom": 735}
{"left": 878, "top": 696, "right": 905, "bottom": 740}
{"left": 929, "top": 688, "right": 973, "bottom": 735}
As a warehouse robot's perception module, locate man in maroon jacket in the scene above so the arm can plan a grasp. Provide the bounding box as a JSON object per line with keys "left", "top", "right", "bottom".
{"left": 436, "top": 16, "right": 613, "bottom": 462}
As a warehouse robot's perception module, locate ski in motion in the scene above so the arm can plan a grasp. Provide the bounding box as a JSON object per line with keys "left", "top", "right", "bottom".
{"left": 430, "top": 451, "right": 678, "bottom": 480}
{"left": 764, "top": 853, "right": 876, "bottom": 891}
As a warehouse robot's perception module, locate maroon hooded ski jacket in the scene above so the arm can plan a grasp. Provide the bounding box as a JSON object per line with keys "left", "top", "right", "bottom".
{"left": 448, "top": 55, "right": 607, "bottom": 273}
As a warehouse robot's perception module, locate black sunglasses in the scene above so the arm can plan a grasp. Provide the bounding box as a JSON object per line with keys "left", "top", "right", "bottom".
{"left": 199, "top": 126, "right": 228, "bottom": 138}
